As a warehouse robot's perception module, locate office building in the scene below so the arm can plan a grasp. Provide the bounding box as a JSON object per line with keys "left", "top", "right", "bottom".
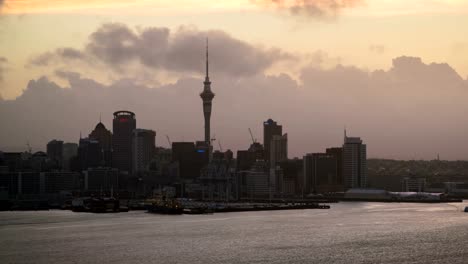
{"left": 303, "top": 153, "right": 339, "bottom": 194}
{"left": 112, "top": 111, "right": 136, "bottom": 173}
{"left": 62, "top": 143, "right": 78, "bottom": 170}
{"left": 263, "top": 119, "right": 282, "bottom": 162}
{"left": 132, "top": 129, "right": 156, "bottom": 174}
{"left": 343, "top": 131, "right": 367, "bottom": 189}
{"left": 78, "top": 138, "right": 101, "bottom": 170}
{"left": 89, "top": 121, "right": 112, "bottom": 167}
{"left": 47, "top": 140, "right": 63, "bottom": 167}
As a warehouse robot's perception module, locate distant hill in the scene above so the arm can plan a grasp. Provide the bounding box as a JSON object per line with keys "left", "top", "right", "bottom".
{"left": 367, "top": 159, "right": 468, "bottom": 191}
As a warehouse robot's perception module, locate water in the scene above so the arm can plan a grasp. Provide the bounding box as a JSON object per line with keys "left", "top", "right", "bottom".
{"left": 1, "top": 202, "right": 467, "bottom": 264}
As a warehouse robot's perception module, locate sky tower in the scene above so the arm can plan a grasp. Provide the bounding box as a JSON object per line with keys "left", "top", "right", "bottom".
{"left": 200, "top": 39, "right": 215, "bottom": 144}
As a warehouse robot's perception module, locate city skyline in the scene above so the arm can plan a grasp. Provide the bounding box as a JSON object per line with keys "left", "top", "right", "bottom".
{"left": 1, "top": 0, "right": 468, "bottom": 160}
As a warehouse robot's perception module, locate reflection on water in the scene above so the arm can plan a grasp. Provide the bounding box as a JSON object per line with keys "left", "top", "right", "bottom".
{"left": 1, "top": 202, "right": 467, "bottom": 264}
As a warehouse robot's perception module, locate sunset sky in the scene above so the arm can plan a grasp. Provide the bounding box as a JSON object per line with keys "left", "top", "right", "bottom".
{"left": 1, "top": 0, "right": 468, "bottom": 160}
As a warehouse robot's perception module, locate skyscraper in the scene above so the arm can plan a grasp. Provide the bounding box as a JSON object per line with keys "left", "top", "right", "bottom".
{"left": 270, "top": 134, "right": 288, "bottom": 166}
{"left": 46, "top": 140, "right": 63, "bottom": 167}
{"left": 343, "top": 131, "right": 367, "bottom": 189}
{"left": 200, "top": 39, "right": 215, "bottom": 145}
{"left": 263, "top": 119, "right": 282, "bottom": 162}
{"left": 89, "top": 121, "right": 112, "bottom": 167}
{"left": 132, "top": 129, "right": 156, "bottom": 174}
{"left": 112, "top": 111, "right": 136, "bottom": 173}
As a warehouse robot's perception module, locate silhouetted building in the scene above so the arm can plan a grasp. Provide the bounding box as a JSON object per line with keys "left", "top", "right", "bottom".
{"left": 200, "top": 40, "right": 215, "bottom": 147}
{"left": 62, "top": 143, "right": 78, "bottom": 170}
{"left": 132, "top": 129, "right": 156, "bottom": 174}
{"left": 270, "top": 134, "right": 288, "bottom": 165}
{"left": 263, "top": 119, "right": 282, "bottom": 162}
{"left": 83, "top": 167, "right": 119, "bottom": 193}
{"left": 236, "top": 142, "right": 264, "bottom": 171}
{"left": 171, "top": 142, "right": 205, "bottom": 179}
{"left": 303, "top": 153, "right": 340, "bottom": 194}
{"left": 343, "top": 131, "right": 367, "bottom": 189}
{"left": 78, "top": 138, "right": 101, "bottom": 170}
{"left": 326, "top": 147, "right": 344, "bottom": 186}
{"left": 89, "top": 121, "right": 112, "bottom": 167}
{"left": 244, "top": 160, "right": 270, "bottom": 198}
{"left": 278, "top": 159, "right": 303, "bottom": 197}
{"left": 401, "top": 177, "right": 426, "bottom": 192}
{"left": 47, "top": 140, "right": 63, "bottom": 168}
{"left": 112, "top": 111, "right": 136, "bottom": 173}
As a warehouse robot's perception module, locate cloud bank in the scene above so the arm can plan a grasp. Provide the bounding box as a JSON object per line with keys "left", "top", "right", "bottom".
{"left": 3, "top": 52, "right": 468, "bottom": 160}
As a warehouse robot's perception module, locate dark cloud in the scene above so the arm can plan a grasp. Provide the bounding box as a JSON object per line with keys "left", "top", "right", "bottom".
{"left": 29, "top": 48, "right": 85, "bottom": 66}
{"left": 3, "top": 56, "right": 468, "bottom": 160}
{"left": 252, "top": 0, "right": 363, "bottom": 18}
{"left": 31, "top": 23, "right": 295, "bottom": 77}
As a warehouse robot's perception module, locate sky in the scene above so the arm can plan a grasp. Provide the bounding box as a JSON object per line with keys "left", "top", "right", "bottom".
{"left": 0, "top": 0, "right": 467, "bottom": 160}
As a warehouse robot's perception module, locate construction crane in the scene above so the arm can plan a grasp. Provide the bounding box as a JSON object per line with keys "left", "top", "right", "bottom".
{"left": 165, "top": 135, "right": 171, "bottom": 147}
{"left": 218, "top": 140, "right": 223, "bottom": 152}
{"left": 248, "top": 128, "right": 257, "bottom": 144}
{"left": 26, "top": 141, "right": 32, "bottom": 153}
{"left": 210, "top": 133, "right": 216, "bottom": 145}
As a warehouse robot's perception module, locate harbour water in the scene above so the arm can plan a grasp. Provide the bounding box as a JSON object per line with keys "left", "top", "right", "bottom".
{"left": 1, "top": 202, "right": 467, "bottom": 263}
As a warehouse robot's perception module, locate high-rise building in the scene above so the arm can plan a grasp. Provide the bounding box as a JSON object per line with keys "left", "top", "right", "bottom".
{"left": 47, "top": 140, "right": 63, "bottom": 167}
{"left": 326, "top": 147, "right": 344, "bottom": 186}
{"left": 78, "top": 138, "right": 101, "bottom": 170}
{"left": 200, "top": 40, "right": 215, "bottom": 146}
{"left": 269, "top": 133, "right": 287, "bottom": 194}
{"left": 112, "top": 111, "right": 136, "bottom": 173}
{"left": 62, "top": 143, "right": 78, "bottom": 170}
{"left": 89, "top": 121, "right": 112, "bottom": 166}
{"left": 343, "top": 131, "right": 367, "bottom": 189}
{"left": 303, "top": 153, "right": 339, "bottom": 194}
{"left": 270, "top": 134, "right": 288, "bottom": 166}
{"left": 263, "top": 119, "right": 282, "bottom": 162}
{"left": 132, "top": 129, "right": 156, "bottom": 174}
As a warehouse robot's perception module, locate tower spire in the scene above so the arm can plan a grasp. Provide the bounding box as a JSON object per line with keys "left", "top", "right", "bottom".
{"left": 205, "top": 38, "right": 209, "bottom": 82}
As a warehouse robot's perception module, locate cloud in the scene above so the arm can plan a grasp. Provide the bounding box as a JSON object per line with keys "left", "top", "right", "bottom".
{"left": 30, "top": 23, "right": 295, "bottom": 77}
{"left": 0, "top": 56, "right": 7, "bottom": 82}
{"left": 251, "top": 0, "right": 363, "bottom": 18}
{"left": 29, "top": 48, "right": 86, "bottom": 66}
{"left": 3, "top": 56, "right": 468, "bottom": 160}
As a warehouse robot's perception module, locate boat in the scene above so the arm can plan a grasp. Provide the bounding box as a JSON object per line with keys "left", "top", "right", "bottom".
{"left": 147, "top": 199, "right": 184, "bottom": 214}
{"left": 72, "top": 197, "right": 121, "bottom": 213}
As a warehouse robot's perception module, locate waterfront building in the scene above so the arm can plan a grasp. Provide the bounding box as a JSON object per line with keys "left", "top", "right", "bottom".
{"left": 78, "top": 138, "right": 101, "bottom": 170}
{"left": 62, "top": 143, "right": 78, "bottom": 170}
{"left": 83, "top": 167, "right": 119, "bottom": 193}
{"left": 343, "top": 131, "right": 367, "bottom": 189}
{"left": 47, "top": 140, "right": 63, "bottom": 168}
{"left": 132, "top": 129, "right": 156, "bottom": 174}
{"left": 401, "top": 177, "right": 426, "bottom": 192}
{"left": 112, "top": 111, "right": 136, "bottom": 173}
{"left": 89, "top": 121, "right": 112, "bottom": 167}
{"left": 303, "top": 153, "right": 339, "bottom": 194}
{"left": 263, "top": 119, "right": 282, "bottom": 162}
